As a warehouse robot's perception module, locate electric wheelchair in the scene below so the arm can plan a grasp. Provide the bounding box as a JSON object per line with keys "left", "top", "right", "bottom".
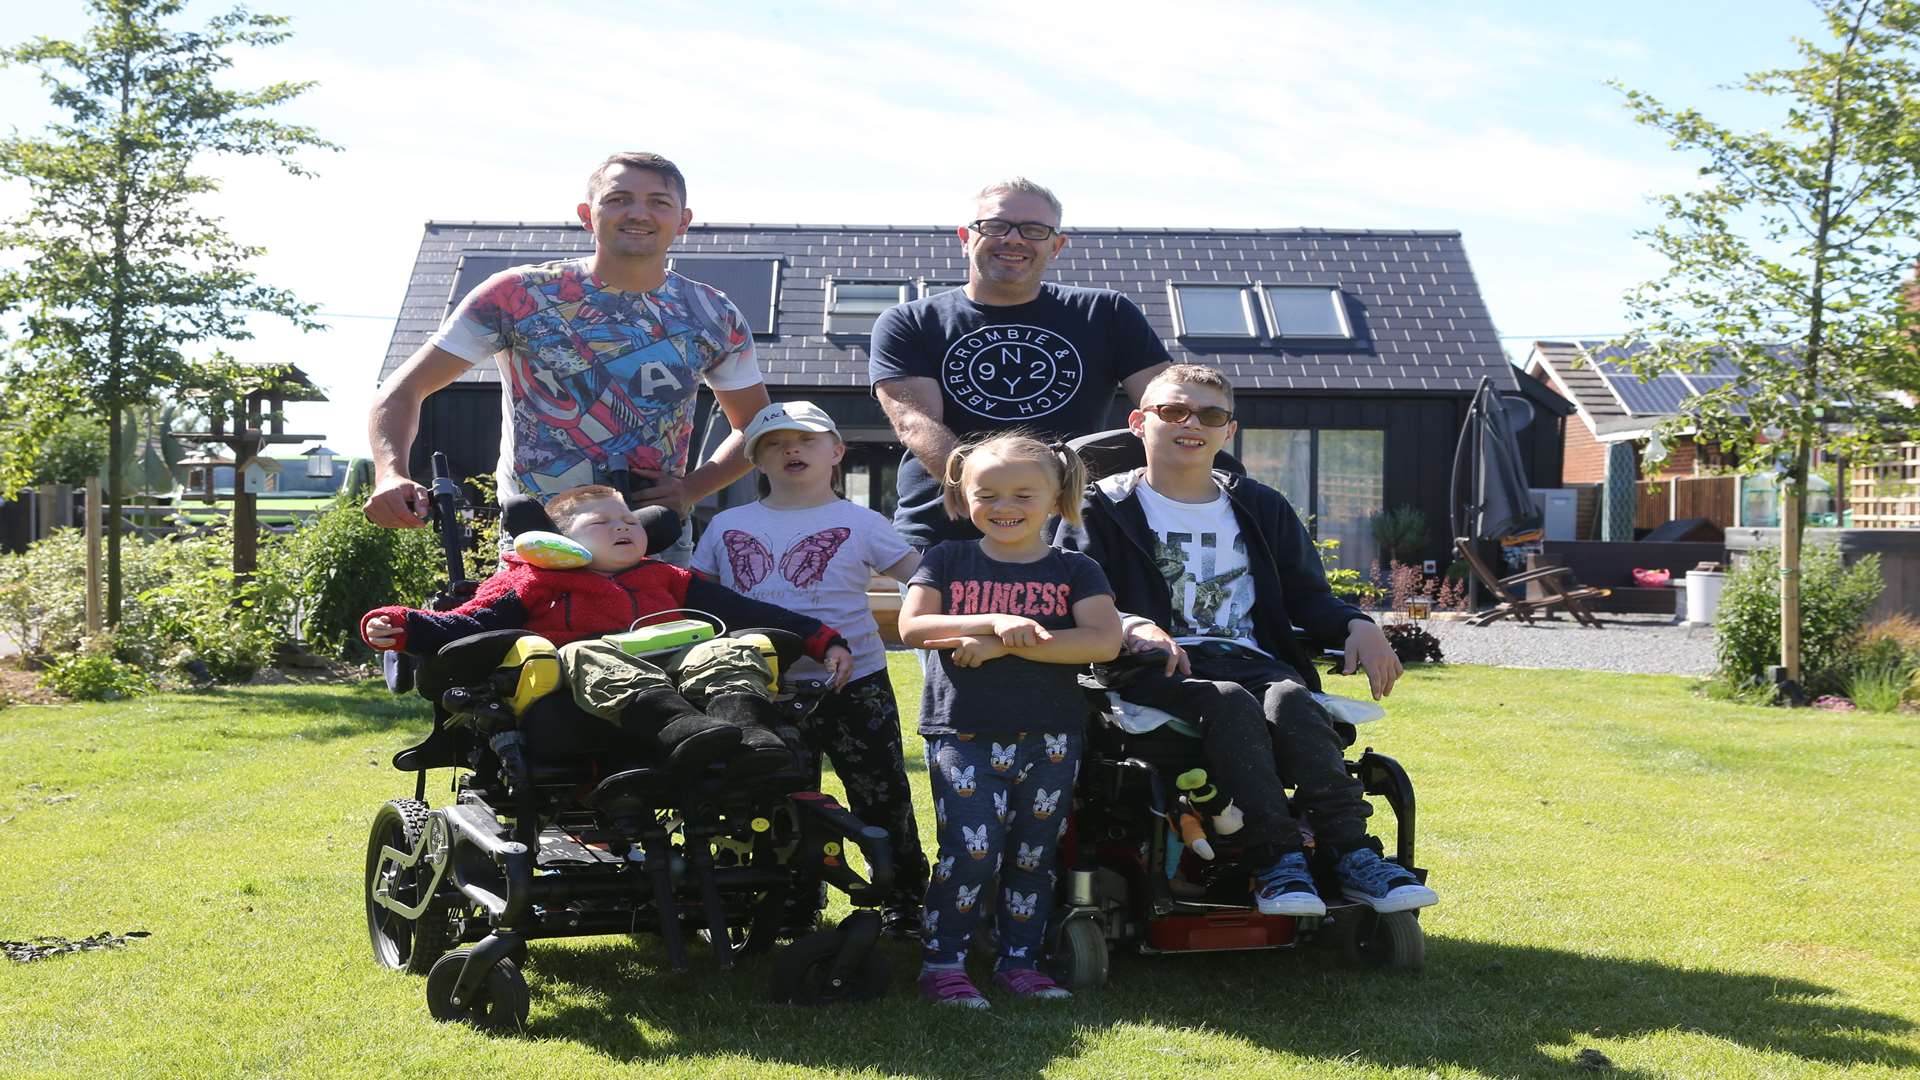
{"left": 363, "top": 455, "right": 894, "bottom": 1030}
{"left": 986, "top": 430, "right": 1428, "bottom": 986}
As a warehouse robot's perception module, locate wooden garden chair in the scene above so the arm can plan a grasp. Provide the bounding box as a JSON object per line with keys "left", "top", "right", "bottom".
{"left": 1454, "top": 538, "right": 1610, "bottom": 628}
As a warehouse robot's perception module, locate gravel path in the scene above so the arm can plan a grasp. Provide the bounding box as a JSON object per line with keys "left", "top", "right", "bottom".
{"left": 1416, "top": 612, "right": 1717, "bottom": 677}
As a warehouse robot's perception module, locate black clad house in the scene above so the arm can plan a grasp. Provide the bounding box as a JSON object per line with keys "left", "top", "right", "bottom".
{"left": 378, "top": 222, "right": 1527, "bottom": 572}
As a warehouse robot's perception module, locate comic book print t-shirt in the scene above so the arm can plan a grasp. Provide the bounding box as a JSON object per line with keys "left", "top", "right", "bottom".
{"left": 690, "top": 499, "right": 914, "bottom": 681}
{"left": 868, "top": 283, "right": 1172, "bottom": 548}
{"left": 908, "top": 541, "right": 1113, "bottom": 736}
{"left": 1132, "top": 479, "right": 1263, "bottom": 655}
{"left": 429, "top": 259, "right": 764, "bottom": 501}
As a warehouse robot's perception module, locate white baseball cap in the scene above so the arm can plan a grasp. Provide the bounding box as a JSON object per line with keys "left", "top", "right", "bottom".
{"left": 744, "top": 400, "right": 840, "bottom": 457}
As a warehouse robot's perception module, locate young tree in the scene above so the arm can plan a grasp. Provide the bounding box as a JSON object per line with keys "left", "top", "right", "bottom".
{"left": 1614, "top": 0, "right": 1920, "bottom": 691}
{"left": 0, "top": 0, "right": 333, "bottom": 623}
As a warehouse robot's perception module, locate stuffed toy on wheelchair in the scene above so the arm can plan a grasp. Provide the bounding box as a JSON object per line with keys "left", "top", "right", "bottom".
{"left": 361, "top": 456, "right": 894, "bottom": 1029}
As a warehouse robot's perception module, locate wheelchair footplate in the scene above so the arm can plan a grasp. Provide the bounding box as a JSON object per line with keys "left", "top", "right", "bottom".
{"left": 534, "top": 826, "right": 627, "bottom": 869}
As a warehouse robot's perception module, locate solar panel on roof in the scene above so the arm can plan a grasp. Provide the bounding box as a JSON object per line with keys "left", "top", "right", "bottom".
{"left": 671, "top": 257, "right": 781, "bottom": 335}
{"left": 1602, "top": 373, "right": 1696, "bottom": 415}
{"left": 448, "top": 253, "right": 540, "bottom": 314}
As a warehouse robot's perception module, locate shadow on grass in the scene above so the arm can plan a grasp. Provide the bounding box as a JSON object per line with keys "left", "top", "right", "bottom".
{"left": 175, "top": 682, "right": 433, "bottom": 743}
{"left": 510, "top": 933, "right": 1915, "bottom": 1079}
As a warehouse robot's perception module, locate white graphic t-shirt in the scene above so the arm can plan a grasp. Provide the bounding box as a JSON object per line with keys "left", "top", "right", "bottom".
{"left": 690, "top": 499, "right": 914, "bottom": 680}
{"left": 1133, "top": 480, "right": 1263, "bottom": 655}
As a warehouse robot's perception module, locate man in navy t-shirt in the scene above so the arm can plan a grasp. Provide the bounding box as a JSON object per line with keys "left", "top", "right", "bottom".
{"left": 868, "top": 178, "right": 1172, "bottom": 549}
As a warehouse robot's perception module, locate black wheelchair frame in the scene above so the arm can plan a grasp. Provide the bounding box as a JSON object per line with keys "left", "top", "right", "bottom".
{"left": 1006, "top": 430, "right": 1431, "bottom": 982}
{"left": 362, "top": 454, "right": 896, "bottom": 1029}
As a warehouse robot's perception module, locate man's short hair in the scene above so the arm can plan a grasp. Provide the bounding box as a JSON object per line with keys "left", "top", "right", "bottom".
{"left": 586, "top": 152, "right": 687, "bottom": 206}
{"left": 545, "top": 484, "right": 623, "bottom": 533}
{"left": 974, "top": 177, "right": 1063, "bottom": 224}
{"left": 1144, "top": 363, "right": 1235, "bottom": 405}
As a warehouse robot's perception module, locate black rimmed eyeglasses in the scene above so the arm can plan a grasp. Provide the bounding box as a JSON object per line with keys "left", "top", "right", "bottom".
{"left": 1141, "top": 402, "right": 1235, "bottom": 427}
{"left": 968, "top": 218, "right": 1061, "bottom": 241}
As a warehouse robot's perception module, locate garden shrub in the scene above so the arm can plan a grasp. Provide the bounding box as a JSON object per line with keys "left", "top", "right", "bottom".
{"left": 1370, "top": 505, "right": 1428, "bottom": 566}
{"left": 0, "top": 523, "right": 295, "bottom": 689}
{"left": 280, "top": 487, "right": 447, "bottom": 660}
{"left": 38, "top": 638, "right": 152, "bottom": 701}
{"left": 1714, "top": 544, "right": 1883, "bottom": 696}
{"left": 0, "top": 528, "right": 172, "bottom": 662}
{"left": 127, "top": 523, "right": 293, "bottom": 683}
{"left": 1843, "top": 660, "right": 1907, "bottom": 713}
{"left": 1382, "top": 622, "right": 1444, "bottom": 663}
{"left": 1317, "top": 537, "right": 1383, "bottom": 606}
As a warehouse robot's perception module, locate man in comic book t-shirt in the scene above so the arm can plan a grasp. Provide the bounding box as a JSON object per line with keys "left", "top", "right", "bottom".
{"left": 430, "top": 258, "right": 764, "bottom": 510}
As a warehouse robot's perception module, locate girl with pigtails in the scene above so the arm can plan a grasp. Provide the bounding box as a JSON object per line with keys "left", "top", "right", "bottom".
{"left": 897, "top": 433, "right": 1124, "bottom": 1008}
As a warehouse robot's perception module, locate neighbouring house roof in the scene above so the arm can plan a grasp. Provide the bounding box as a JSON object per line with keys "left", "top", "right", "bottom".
{"left": 380, "top": 221, "right": 1517, "bottom": 396}
{"left": 1524, "top": 339, "right": 1767, "bottom": 441}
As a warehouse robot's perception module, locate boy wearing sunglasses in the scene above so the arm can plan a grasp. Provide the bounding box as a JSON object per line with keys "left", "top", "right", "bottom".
{"left": 1058, "top": 365, "right": 1437, "bottom": 916}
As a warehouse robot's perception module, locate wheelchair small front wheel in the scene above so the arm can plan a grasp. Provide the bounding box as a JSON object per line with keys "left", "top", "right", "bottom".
{"left": 1045, "top": 916, "right": 1110, "bottom": 989}
{"left": 426, "top": 949, "right": 529, "bottom": 1031}
{"left": 1336, "top": 908, "right": 1424, "bottom": 972}
{"left": 769, "top": 929, "right": 891, "bottom": 1005}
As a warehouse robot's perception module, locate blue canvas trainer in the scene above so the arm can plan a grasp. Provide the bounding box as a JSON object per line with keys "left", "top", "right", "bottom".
{"left": 1335, "top": 848, "right": 1438, "bottom": 913}
{"left": 1253, "top": 851, "right": 1327, "bottom": 917}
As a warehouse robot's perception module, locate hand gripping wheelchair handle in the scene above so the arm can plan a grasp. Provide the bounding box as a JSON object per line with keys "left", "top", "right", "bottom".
{"left": 428, "top": 452, "right": 471, "bottom": 591}
{"left": 788, "top": 791, "right": 895, "bottom": 906}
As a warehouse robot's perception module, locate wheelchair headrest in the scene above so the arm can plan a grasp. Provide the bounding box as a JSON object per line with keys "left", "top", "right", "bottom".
{"left": 500, "top": 491, "right": 684, "bottom": 555}
{"left": 1066, "top": 428, "right": 1246, "bottom": 482}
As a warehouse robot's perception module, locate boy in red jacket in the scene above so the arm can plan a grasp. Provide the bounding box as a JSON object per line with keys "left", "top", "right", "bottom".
{"left": 363, "top": 485, "right": 853, "bottom": 777}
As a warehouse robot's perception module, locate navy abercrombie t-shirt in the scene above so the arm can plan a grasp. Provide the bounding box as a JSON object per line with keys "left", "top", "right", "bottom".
{"left": 869, "top": 283, "right": 1171, "bottom": 548}
{"left": 908, "top": 541, "right": 1114, "bottom": 736}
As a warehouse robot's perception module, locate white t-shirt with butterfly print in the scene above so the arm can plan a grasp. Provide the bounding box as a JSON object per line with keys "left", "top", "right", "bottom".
{"left": 690, "top": 499, "right": 914, "bottom": 681}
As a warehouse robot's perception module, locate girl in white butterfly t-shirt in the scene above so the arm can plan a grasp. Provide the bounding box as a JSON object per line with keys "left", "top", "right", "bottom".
{"left": 690, "top": 400, "right": 927, "bottom": 935}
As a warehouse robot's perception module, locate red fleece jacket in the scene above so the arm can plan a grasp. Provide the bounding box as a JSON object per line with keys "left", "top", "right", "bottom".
{"left": 361, "top": 554, "right": 845, "bottom": 660}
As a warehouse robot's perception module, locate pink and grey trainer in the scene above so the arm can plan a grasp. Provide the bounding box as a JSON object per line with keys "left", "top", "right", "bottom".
{"left": 917, "top": 968, "right": 989, "bottom": 1009}
{"left": 993, "top": 967, "right": 1072, "bottom": 1000}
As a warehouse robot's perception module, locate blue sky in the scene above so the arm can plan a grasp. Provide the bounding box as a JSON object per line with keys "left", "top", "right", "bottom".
{"left": 0, "top": 0, "right": 1828, "bottom": 458}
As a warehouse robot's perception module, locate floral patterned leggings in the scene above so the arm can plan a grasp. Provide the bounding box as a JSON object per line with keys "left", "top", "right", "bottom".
{"left": 791, "top": 668, "right": 928, "bottom": 908}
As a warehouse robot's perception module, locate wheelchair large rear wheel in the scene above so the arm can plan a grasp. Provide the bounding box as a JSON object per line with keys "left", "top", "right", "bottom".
{"left": 365, "top": 799, "right": 454, "bottom": 975}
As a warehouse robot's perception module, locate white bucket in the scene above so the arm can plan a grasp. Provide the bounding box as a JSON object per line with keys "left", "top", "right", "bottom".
{"left": 1686, "top": 570, "right": 1726, "bottom": 625}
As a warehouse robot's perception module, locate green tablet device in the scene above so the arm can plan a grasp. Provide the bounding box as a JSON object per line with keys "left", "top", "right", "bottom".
{"left": 606, "top": 618, "right": 716, "bottom": 657}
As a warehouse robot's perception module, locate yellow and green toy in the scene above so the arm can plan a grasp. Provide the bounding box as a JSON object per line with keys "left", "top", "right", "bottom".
{"left": 514, "top": 530, "right": 593, "bottom": 569}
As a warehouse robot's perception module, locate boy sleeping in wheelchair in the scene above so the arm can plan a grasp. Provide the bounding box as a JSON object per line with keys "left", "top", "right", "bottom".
{"left": 361, "top": 483, "right": 854, "bottom": 783}
{"left": 1059, "top": 365, "right": 1438, "bottom": 917}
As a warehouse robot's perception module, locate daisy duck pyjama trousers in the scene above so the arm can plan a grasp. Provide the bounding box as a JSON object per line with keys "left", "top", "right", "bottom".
{"left": 920, "top": 730, "right": 1081, "bottom": 970}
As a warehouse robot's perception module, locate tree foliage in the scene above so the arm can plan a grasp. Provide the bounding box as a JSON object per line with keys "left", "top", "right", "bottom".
{"left": 0, "top": 0, "right": 334, "bottom": 622}
{"left": 1613, "top": 0, "right": 1920, "bottom": 682}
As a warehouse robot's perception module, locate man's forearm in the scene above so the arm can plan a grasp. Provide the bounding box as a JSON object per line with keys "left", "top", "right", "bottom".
{"left": 898, "top": 414, "right": 959, "bottom": 478}
{"left": 682, "top": 427, "right": 754, "bottom": 503}
{"left": 367, "top": 389, "right": 420, "bottom": 484}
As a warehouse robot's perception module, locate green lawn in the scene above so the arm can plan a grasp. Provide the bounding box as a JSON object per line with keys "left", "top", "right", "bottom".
{"left": 1, "top": 658, "right": 1916, "bottom": 1079}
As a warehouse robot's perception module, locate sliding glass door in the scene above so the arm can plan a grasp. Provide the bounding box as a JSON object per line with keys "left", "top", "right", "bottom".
{"left": 1237, "top": 429, "right": 1384, "bottom": 572}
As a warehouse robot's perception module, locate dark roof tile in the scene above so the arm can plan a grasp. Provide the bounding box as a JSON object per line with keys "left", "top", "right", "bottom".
{"left": 378, "top": 222, "right": 1516, "bottom": 394}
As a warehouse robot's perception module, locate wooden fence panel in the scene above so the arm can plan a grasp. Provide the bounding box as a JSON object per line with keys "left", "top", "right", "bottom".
{"left": 1635, "top": 481, "right": 1667, "bottom": 529}
{"left": 1673, "top": 476, "right": 1736, "bottom": 528}
{"left": 1634, "top": 476, "right": 1739, "bottom": 532}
